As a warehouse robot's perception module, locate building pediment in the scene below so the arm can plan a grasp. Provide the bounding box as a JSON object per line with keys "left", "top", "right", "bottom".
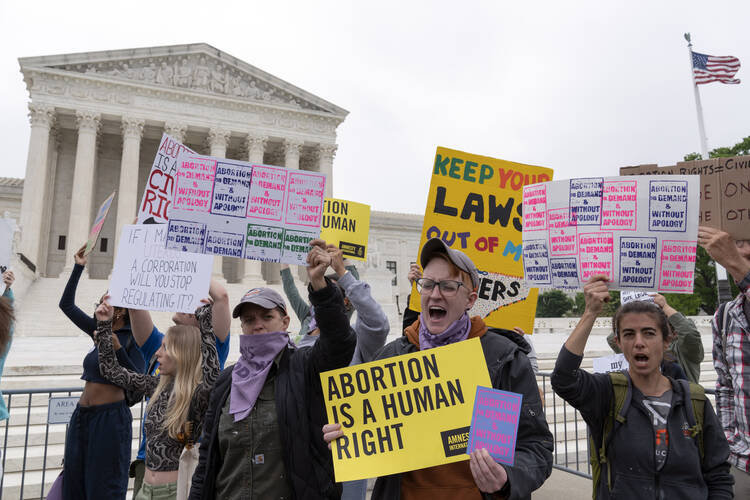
{"left": 19, "top": 43, "right": 347, "bottom": 118}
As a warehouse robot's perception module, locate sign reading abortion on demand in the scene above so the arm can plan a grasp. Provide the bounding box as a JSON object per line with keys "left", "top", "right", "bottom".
{"left": 137, "top": 134, "right": 195, "bottom": 224}
{"left": 320, "top": 338, "right": 491, "bottom": 482}
{"left": 620, "top": 155, "right": 750, "bottom": 240}
{"left": 319, "top": 198, "right": 371, "bottom": 261}
{"left": 410, "top": 147, "right": 554, "bottom": 334}
{"left": 466, "top": 387, "right": 523, "bottom": 466}
{"left": 166, "top": 153, "right": 326, "bottom": 266}
{"left": 522, "top": 175, "right": 699, "bottom": 293}
{"left": 109, "top": 224, "right": 213, "bottom": 313}
{"left": 85, "top": 191, "right": 115, "bottom": 256}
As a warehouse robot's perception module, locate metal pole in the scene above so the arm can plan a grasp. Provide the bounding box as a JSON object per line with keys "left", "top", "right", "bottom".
{"left": 685, "top": 33, "right": 709, "bottom": 158}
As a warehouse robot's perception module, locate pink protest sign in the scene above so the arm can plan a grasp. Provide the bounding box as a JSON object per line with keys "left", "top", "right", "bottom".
{"left": 247, "top": 166, "right": 288, "bottom": 221}
{"left": 173, "top": 156, "right": 216, "bottom": 212}
{"left": 548, "top": 207, "right": 577, "bottom": 256}
{"left": 285, "top": 172, "right": 326, "bottom": 227}
{"left": 658, "top": 240, "right": 697, "bottom": 292}
{"left": 578, "top": 232, "right": 614, "bottom": 281}
{"left": 601, "top": 180, "right": 637, "bottom": 230}
{"left": 466, "top": 387, "right": 523, "bottom": 466}
{"left": 84, "top": 191, "right": 116, "bottom": 256}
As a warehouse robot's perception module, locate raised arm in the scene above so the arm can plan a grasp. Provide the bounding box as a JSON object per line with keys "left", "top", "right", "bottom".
{"left": 712, "top": 309, "right": 736, "bottom": 443}
{"left": 280, "top": 264, "right": 311, "bottom": 323}
{"left": 208, "top": 279, "right": 230, "bottom": 343}
{"left": 653, "top": 294, "right": 703, "bottom": 381}
{"left": 194, "top": 302, "right": 220, "bottom": 394}
{"left": 129, "top": 308, "right": 155, "bottom": 348}
{"left": 58, "top": 246, "right": 96, "bottom": 336}
{"left": 94, "top": 300, "right": 158, "bottom": 396}
{"left": 698, "top": 226, "right": 750, "bottom": 283}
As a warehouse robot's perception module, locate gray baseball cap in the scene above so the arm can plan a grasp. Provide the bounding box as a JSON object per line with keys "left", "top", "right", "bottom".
{"left": 232, "top": 287, "right": 288, "bottom": 318}
{"left": 420, "top": 238, "right": 480, "bottom": 289}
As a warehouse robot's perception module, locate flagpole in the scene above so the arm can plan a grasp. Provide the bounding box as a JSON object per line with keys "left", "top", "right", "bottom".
{"left": 685, "top": 33, "right": 709, "bottom": 158}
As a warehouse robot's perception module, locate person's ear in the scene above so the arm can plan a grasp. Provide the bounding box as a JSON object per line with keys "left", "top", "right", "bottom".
{"left": 466, "top": 290, "right": 478, "bottom": 311}
{"left": 614, "top": 333, "right": 622, "bottom": 349}
{"left": 282, "top": 315, "right": 291, "bottom": 331}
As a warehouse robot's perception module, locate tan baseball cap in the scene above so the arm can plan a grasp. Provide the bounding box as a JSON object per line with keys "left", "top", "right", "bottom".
{"left": 232, "top": 287, "right": 287, "bottom": 318}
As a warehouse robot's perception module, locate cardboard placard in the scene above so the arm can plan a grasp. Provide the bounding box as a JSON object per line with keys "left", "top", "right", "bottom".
{"left": 466, "top": 387, "right": 522, "bottom": 465}
{"left": 109, "top": 224, "right": 213, "bottom": 313}
{"left": 410, "top": 147, "right": 554, "bottom": 333}
{"left": 84, "top": 191, "right": 116, "bottom": 256}
{"left": 522, "top": 175, "right": 700, "bottom": 293}
{"left": 620, "top": 155, "right": 750, "bottom": 240}
{"left": 166, "top": 153, "right": 327, "bottom": 266}
{"left": 319, "top": 198, "right": 371, "bottom": 261}
{"left": 137, "top": 134, "right": 196, "bottom": 224}
{"left": 320, "top": 338, "right": 491, "bottom": 482}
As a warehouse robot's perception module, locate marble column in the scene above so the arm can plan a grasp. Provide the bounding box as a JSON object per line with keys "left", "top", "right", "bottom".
{"left": 64, "top": 111, "right": 101, "bottom": 272}
{"left": 115, "top": 116, "right": 144, "bottom": 250}
{"left": 207, "top": 127, "right": 231, "bottom": 280}
{"left": 316, "top": 143, "right": 337, "bottom": 198}
{"left": 241, "top": 134, "right": 268, "bottom": 284}
{"left": 164, "top": 121, "right": 188, "bottom": 143}
{"left": 19, "top": 103, "right": 56, "bottom": 272}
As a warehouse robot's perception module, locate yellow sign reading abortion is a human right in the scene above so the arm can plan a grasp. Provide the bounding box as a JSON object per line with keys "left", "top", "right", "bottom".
{"left": 320, "top": 337, "right": 491, "bottom": 482}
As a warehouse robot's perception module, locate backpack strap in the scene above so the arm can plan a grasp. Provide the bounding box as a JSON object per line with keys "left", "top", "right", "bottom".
{"left": 679, "top": 379, "right": 706, "bottom": 464}
{"left": 590, "top": 372, "right": 631, "bottom": 498}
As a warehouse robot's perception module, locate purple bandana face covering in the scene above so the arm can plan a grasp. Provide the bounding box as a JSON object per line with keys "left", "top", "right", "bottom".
{"left": 230, "top": 332, "right": 289, "bottom": 422}
{"left": 307, "top": 306, "right": 318, "bottom": 333}
{"left": 418, "top": 312, "right": 471, "bottom": 350}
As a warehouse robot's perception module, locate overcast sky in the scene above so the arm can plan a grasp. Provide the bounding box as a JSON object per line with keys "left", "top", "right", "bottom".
{"left": 1, "top": 0, "right": 748, "bottom": 215}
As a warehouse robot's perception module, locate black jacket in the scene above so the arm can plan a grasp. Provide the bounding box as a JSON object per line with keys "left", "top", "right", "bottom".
{"left": 371, "top": 329, "right": 554, "bottom": 500}
{"left": 188, "top": 281, "right": 356, "bottom": 500}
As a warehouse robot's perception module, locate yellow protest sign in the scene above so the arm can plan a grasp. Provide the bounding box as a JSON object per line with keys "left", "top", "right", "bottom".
{"left": 319, "top": 198, "right": 371, "bottom": 261}
{"left": 320, "top": 337, "right": 491, "bottom": 482}
{"left": 410, "top": 147, "right": 553, "bottom": 334}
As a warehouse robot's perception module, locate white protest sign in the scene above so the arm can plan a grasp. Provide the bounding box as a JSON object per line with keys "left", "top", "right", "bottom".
{"left": 109, "top": 225, "right": 213, "bottom": 313}
{"left": 620, "top": 291, "right": 655, "bottom": 305}
{"left": 48, "top": 396, "right": 79, "bottom": 424}
{"left": 137, "top": 134, "right": 195, "bottom": 224}
{"left": 522, "top": 175, "right": 700, "bottom": 292}
{"left": 165, "top": 152, "right": 327, "bottom": 266}
{"left": 0, "top": 218, "right": 12, "bottom": 273}
{"left": 592, "top": 353, "right": 629, "bottom": 374}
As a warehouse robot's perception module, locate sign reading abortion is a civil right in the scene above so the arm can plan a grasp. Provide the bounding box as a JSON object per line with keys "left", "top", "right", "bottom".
{"left": 521, "top": 175, "right": 699, "bottom": 293}
{"left": 320, "top": 338, "right": 491, "bottom": 482}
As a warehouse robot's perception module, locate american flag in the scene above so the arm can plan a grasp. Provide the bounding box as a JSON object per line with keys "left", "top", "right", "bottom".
{"left": 692, "top": 51, "right": 741, "bottom": 85}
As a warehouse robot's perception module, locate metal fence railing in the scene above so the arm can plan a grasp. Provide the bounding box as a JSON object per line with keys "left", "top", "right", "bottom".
{"left": 1, "top": 375, "right": 718, "bottom": 498}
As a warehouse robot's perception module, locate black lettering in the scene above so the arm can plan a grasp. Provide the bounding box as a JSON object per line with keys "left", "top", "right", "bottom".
{"left": 460, "top": 192, "right": 484, "bottom": 222}
{"left": 434, "top": 186, "right": 458, "bottom": 217}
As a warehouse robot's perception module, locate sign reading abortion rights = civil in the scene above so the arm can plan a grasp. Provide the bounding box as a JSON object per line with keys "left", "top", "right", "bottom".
{"left": 522, "top": 175, "right": 699, "bottom": 293}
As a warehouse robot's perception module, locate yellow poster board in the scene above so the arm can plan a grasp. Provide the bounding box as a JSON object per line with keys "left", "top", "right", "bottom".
{"left": 319, "top": 198, "right": 371, "bottom": 261}
{"left": 320, "top": 338, "right": 491, "bottom": 482}
{"left": 409, "top": 147, "right": 553, "bottom": 334}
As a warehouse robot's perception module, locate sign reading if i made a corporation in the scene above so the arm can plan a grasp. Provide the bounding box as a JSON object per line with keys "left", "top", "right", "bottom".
{"left": 48, "top": 396, "right": 79, "bottom": 424}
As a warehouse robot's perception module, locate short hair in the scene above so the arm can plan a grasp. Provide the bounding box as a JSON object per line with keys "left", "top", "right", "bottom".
{"left": 426, "top": 253, "right": 475, "bottom": 290}
{"left": 612, "top": 301, "right": 670, "bottom": 341}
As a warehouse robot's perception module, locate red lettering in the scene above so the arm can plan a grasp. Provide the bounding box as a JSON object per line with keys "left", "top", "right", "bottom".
{"left": 148, "top": 170, "right": 174, "bottom": 195}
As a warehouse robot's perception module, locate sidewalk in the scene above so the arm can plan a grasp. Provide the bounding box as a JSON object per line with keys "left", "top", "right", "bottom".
{"left": 534, "top": 468, "right": 591, "bottom": 499}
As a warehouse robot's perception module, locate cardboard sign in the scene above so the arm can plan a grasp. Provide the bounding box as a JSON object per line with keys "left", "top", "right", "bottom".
{"left": 319, "top": 198, "right": 371, "bottom": 261}
{"left": 48, "top": 396, "right": 79, "bottom": 424}
{"left": 522, "top": 175, "right": 700, "bottom": 293}
{"left": 84, "top": 191, "right": 115, "bottom": 256}
{"left": 409, "top": 147, "right": 554, "bottom": 333}
{"left": 109, "top": 224, "right": 213, "bottom": 313}
{"left": 466, "top": 387, "right": 522, "bottom": 465}
{"left": 320, "top": 337, "right": 491, "bottom": 482}
{"left": 592, "top": 353, "right": 629, "bottom": 374}
{"left": 166, "top": 153, "right": 327, "bottom": 266}
{"left": 137, "top": 134, "right": 195, "bottom": 224}
{"left": 620, "top": 155, "right": 750, "bottom": 240}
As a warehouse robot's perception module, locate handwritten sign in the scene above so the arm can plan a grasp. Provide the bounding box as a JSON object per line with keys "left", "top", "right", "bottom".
{"left": 320, "top": 338, "right": 491, "bottom": 482}
{"left": 48, "top": 396, "right": 80, "bottom": 424}
{"left": 620, "top": 155, "right": 750, "bottom": 240}
{"left": 466, "top": 387, "right": 522, "bottom": 465}
{"left": 592, "top": 353, "right": 629, "bottom": 374}
{"left": 522, "top": 175, "right": 699, "bottom": 293}
{"left": 410, "top": 147, "right": 554, "bottom": 333}
{"left": 620, "top": 291, "right": 655, "bottom": 304}
{"left": 137, "top": 134, "right": 195, "bottom": 224}
{"left": 166, "top": 153, "right": 326, "bottom": 266}
{"left": 84, "top": 191, "right": 115, "bottom": 256}
{"left": 109, "top": 224, "right": 213, "bottom": 313}
{"left": 319, "top": 198, "right": 371, "bottom": 261}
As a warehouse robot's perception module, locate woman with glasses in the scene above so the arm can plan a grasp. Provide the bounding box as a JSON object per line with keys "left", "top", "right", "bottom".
{"left": 58, "top": 245, "right": 146, "bottom": 499}
{"left": 324, "top": 238, "right": 553, "bottom": 499}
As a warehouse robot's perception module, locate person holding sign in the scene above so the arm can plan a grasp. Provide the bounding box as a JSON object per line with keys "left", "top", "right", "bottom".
{"left": 324, "top": 238, "right": 553, "bottom": 499}
{"left": 552, "top": 275, "right": 733, "bottom": 499}
{"left": 94, "top": 297, "right": 219, "bottom": 500}
{"left": 189, "top": 241, "right": 356, "bottom": 500}
{"left": 58, "top": 246, "right": 146, "bottom": 499}
{"left": 0, "top": 270, "right": 15, "bottom": 480}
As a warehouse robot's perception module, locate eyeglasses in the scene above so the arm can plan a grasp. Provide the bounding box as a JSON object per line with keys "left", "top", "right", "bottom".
{"left": 416, "top": 278, "right": 466, "bottom": 297}
{"left": 735, "top": 239, "right": 750, "bottom": 249}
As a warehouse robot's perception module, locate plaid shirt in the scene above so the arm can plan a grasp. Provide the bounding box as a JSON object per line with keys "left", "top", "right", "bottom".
{"left": 713, "top": 272, "right": 750, "bottom": 472}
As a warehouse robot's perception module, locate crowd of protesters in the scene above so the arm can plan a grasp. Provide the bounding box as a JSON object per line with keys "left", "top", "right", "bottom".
{"left": 0, "top": 221, "right": 747, "bottom": 499}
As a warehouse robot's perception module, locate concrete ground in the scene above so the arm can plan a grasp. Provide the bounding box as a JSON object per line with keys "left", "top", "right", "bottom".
{"left": 534, "top": 468, "right": 592, "bottom": 499}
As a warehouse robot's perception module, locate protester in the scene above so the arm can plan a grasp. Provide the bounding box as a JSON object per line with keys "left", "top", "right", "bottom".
{"left": 280, "top": 256, "right": 358, "bottom": 341}
{"left": 604, "top": 293, "right": 703, "bottom": 383}
{"left": 324, "top": 238, "right": 553, "bottom": 499}
{"left": 188, "top": 241, "right": 356, "bottom": 500}
{"left": 58, "top": 246, "right": 146, "bottom": 499}
{"left": 128, "top": 280, "right": 232, "bottom": 498}
{"left": 0, "top": 270, "right": 16, "bottom": 479}
{"left": 552, "top": 275, "right": 733, "bottom": 499}
{"left": 95, "top": 296, "right": 219, "bottom": 500}
{"left": 699, "top": 225, "right": 750, "bottom": 496}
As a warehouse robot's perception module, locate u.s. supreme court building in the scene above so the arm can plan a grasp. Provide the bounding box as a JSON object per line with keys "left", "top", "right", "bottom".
{"left": 6, "top": 43, "right": 423, "bottom": 337}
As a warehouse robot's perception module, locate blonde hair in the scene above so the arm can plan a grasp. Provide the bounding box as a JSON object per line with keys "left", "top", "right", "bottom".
{"left": 147, "top": 324, "right": 202, "bottom": 440}
{"left": 429, "top": 254, "right": 475, "bottom": 290}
